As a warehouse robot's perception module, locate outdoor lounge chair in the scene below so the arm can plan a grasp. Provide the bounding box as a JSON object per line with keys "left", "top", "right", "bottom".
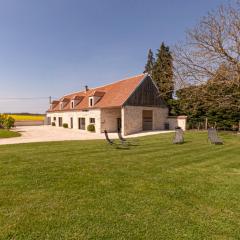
{"left": 117, "top": 128, "right": 127, "bottom": 144}
{"left": 208, "top": 128, "right": 223, "bottom": 145}
{"left": 104, "top": 130, "right": 129, "bottom": 149}
{"left": 104, "top": 130, "right": 114, "bottom": 145}
{"left": 173, "top": 128, "right": 184, "bottom": 144}
{"left": 117, "top": 128, "right": 139, "bottom": 146}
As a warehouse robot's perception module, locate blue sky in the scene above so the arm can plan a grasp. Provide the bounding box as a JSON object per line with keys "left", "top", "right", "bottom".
{"left": 0, "top": 0, "right": 228, "bottom": 113}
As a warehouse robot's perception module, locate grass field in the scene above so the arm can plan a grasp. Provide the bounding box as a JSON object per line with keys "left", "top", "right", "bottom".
{"left": 0, "top": 129, "right": 21, "bottom": 138}
{"left": 7, "top": 114, "right": 45, "bottom": 121}
{"left": 0, "top": 132, "right": 239, "bottom": 239}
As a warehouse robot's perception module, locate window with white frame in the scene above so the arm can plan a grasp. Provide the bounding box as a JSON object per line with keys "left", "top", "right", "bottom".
{"left": 89, "top": 97, "right": 93, "bottom": 107}
{"left": 89, "top": 118, "right": 95, "bottom": 124}
{"left": 71, "top": 101, "right": 74, "bottom": 109}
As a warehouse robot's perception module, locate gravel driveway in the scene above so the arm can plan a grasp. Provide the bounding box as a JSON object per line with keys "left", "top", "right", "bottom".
{"left": 0, "top": 126, "right": 173, "bottom": 145}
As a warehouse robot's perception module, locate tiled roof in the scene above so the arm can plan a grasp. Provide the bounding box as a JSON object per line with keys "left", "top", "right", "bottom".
{"left": 72, "top": 96, "right": 83, "bottom": 100}
{"left": 91, "top": 90, "right": 105, "bottom": 97}
{"left": 48, "top": 74, "right": 147, "bottom": 112}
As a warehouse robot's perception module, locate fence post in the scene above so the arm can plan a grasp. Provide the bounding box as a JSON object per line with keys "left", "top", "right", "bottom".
{"left": 205, "top": 118, "right": 208, "bottom": 130}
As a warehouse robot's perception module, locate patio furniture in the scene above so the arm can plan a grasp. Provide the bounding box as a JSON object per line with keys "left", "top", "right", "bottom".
{"left": 208, "top": 128, "right": 223, "bottom": 145}
{"left": 117, "top": 128, "right": 140, "bottom": 146}
{"left": 104, "top": 130, "right": 114, "bottom": 145}
{"left": 117, "top": 128, "right": 127, "bottom": 144}
{"left": 173, "top": 128, "right": 184, "bottom": 144}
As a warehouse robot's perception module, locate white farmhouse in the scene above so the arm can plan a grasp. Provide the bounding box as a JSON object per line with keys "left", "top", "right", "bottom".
{"left": 46, "top": 74, "right": 186, "bottom": 135}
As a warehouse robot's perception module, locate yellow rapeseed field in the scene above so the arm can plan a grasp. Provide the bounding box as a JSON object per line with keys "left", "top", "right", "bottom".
{"left": 7, "top": 114, "right": 45, "bottom": 121}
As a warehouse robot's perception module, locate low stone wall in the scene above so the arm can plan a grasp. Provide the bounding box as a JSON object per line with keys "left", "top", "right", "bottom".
{"left": 168, "top": 116, "right": 187, "bottom": 131}
{"left": 14, "top": 121, "right": 44, "bottom": 126}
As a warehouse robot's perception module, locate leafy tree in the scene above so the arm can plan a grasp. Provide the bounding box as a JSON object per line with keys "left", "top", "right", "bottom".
{"left": 204, "top": 68, "right": 240, "bottom": 129}
{"left": 152, "top": 42, "right": 174, "bottom": 102}
{"left": 173, "top": 2, "right": 240, "bottom": 130}
{"left": 176, "top": 85, "right": 206, "bottom": 128}
{"left": 144, "top": 49, "right": 155, "bottom": 75}
{"left": 176, "top": 65, "right": 240, "bottom": 130}
{"left": 0, "top": 114, "right": 4, "bottom": 129}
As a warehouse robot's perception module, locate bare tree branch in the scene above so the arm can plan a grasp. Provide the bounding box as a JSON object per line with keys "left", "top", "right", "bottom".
{"left": 174, "top": 2, "right": 240, "bottom": 86}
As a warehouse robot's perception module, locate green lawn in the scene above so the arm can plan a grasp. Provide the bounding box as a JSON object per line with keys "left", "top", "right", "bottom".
{"left": 0, "top": 129, "right": 21, "bottom": 138}
{"left": 0, "top": 132, "right": 239, "bottom": 239}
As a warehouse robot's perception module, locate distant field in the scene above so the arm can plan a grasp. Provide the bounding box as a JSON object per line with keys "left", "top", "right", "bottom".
{"left": 7, "top": 114, "right": 45, "bottom": 121}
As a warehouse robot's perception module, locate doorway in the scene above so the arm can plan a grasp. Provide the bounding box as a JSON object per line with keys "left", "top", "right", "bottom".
{"left": 70, "top": 117, "right": 73, "bottom": 129}
{"left": 117, "top": 118, "right": 121, "bottom": 131}
{"left": 58, "top": 117, "right": 63, "bottom": 127}
{"left": 47, "top": 117, "right": 51, "bottom": 125}
{"left": 78, "top": 118, "right": 85, "bottom": 130}
{"left": 142, "top": 110, "right": 153, "bottom": 131}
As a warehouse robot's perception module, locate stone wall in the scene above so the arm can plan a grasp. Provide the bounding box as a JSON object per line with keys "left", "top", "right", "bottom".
{"left": 153, "top": 107, "right": 169, "bottom": 130}
{"left": 122, "top": 106, "right": 169, "bottom": 135}
{"left": 101, "top": 108, "right": 121, "bottom": 132}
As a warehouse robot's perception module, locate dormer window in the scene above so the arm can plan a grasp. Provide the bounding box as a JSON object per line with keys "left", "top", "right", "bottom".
{"left": 88, "top": 91, "right": 105, "bottom": 107}
{"left": 89, "top": 97, "right": 93, "bottom": 107}
{"left": 71, "top": 96, "right": 83, "bottom": 108}
{"left": 60, "top": 97, "right": 70, "bottom": 110}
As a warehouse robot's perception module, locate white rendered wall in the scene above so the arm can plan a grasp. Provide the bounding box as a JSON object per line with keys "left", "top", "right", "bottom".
{"left": 168, "top": 116, "right": 187, "bottom": 131}
{"left": 46, "top": 109, "right": 101, "bottom": 133}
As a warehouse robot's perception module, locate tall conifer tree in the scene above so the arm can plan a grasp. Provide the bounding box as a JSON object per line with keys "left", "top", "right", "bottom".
{"left": 144, "top": 49, "right": 155, "bottom": 75}
{"left": 152, "top": 43, "right": 174, "bottom": 102}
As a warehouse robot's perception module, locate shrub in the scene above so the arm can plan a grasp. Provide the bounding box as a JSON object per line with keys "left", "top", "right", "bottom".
{"left": 0, "top": 114, "right": 5, "bottom": 128}
{"left": 3, "top": 116, "right": 15, "bottom": 130}
{"left": 51, "top": 122, "right": 56, "bottom": 126}
{"left": 87, "top": 124, "right": 95, "bottom": 132}
{"left": 63, "top": 123, "right": 68, "bottom": 128}
{"left": 0, "top": 114, "right": 15, "bottom": 130}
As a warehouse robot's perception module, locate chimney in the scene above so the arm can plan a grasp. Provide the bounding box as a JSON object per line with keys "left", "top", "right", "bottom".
{"left": 85, "top": 85, "right": 89, "bottom": 92}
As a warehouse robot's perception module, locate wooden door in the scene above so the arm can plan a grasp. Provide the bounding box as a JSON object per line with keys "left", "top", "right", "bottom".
{"left": 142, "top": 110, "right": 153, "bottom": 131}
